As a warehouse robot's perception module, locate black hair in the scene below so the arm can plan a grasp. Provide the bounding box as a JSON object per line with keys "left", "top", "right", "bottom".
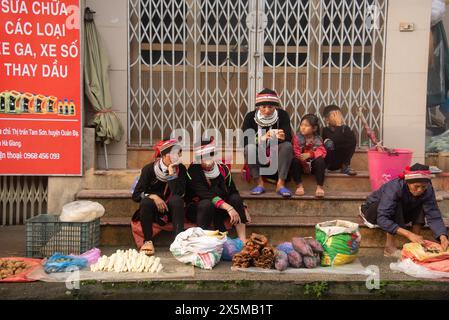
{"left": 300, "top": 114, "right": 320, "bottom": 134}
{"left": 199, "top": 138, "right": 215, "bottom": 157}
{"left": 258, "top": 88, "right": 277, "bottom": 95}
{"left": 409, "top": 163, "right": 429, "bottom": 171}
{"left": 322, "top": 104, "right": 341, "bottom": 118}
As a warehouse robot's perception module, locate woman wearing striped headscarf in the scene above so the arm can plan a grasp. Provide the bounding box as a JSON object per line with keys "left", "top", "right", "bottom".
{"left": 242, "top": 88, "right": 294, "bottom": 198}
{"left": 360, "top": 163, "right": 448, "bottom": 257}
{"left": 186, "top": 138, "right": 250, "bottom": 242}
{"left": 131, "top": 138, "right": 187, "bottom": 255}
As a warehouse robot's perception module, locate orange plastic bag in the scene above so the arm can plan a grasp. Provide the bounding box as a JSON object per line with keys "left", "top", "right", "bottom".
{"left": 0, "top": 257, "right": 43, "bottom": 283}
{"left": 402, "top": 240, "right": 449, "bottom": 272}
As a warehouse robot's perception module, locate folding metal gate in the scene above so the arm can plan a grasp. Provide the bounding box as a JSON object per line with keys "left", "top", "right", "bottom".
{"left": 128, "top": 0, "right": 387, "bottom": 147}
{"left": 0, "top": 176, "right": 48, "bottom": 226}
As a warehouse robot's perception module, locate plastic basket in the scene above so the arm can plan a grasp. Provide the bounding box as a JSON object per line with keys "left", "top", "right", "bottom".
{"left": 26, "top": 214, "right": 100, "bottom": 258}
{"left": 367, "top": 148, "right": 413, "bottom": 191}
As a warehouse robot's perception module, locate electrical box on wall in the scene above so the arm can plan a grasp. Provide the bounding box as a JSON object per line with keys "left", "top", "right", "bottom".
{"left": 399, "top": 22, "right": 415, "bottom": 32}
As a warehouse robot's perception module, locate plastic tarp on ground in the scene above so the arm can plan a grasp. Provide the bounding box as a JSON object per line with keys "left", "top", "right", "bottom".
{"left": 233, "top": 259, "right": 373, "bottom": 276}
{"left": 390, "top": 241, "right": 449, "bottom": 279}
{"left": 390, "top": 259, "right": 449, "bottom": 279}
{"left": 27, "top": 256, "right": 194, "bottom": 282}
{"left": 0, "top": 257, "right": 43, "bottom": 283}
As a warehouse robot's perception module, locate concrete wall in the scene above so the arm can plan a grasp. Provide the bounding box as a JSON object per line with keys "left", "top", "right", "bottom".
{"left": 85, "top": 0, "right": 128, "bottom": 169}
{"left": 383, "top": 0, "right": 432, "bottom": 163}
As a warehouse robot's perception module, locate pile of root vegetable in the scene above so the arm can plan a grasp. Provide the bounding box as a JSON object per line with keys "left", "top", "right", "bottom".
{"left": 232, "top": 233, "right": 276, "bottom": 269}
{"left": 0, "top": 260, "right": 30, "bottom": 279}
{"left": 275, "top": 237, "right": 323, "bottom": 270}
{"left": 90, "top": 249, "right": 163, "bottom": 273}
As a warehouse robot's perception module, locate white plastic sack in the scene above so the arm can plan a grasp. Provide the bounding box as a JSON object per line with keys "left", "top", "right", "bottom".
{"left": 60, "top": 201, "right": 105, "bottom": 222}
{"left": 432, "top": 0, "right": 446, "bottom": 26}
{"left": 169, "top": 227, "right": 227, "bottom": 270}
{"left": 390, "top": 258, "right": 449, "bottom": 279}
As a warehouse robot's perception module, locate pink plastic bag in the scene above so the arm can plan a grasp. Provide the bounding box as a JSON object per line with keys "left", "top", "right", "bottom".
{"left": 71, "top": 248, "right": 101, "bottom": 266}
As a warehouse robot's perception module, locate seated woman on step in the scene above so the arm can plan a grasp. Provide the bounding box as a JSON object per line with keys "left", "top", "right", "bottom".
{"left": 131, "top": 138, "right": 187, "bottom": 255}
{"left": 360, "top": 163, "right": 448, "bottom": 258}
{"left": 242, "top": 88, "right": 294, "bottom": 198}
{"left": 186, "top": 138, "right": 251, "bottom": 242}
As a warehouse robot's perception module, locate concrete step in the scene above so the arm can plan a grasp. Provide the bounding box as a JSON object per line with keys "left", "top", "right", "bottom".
{"left": 76, "top": 189, "right": 449, "bottom": 219}
{"left": 85, "top": 168, "right": 449, "bottom": 193}
{"left": 127, "top": 148, "right": 370, "bottom": 171}
{"left": 99, "top": 216, "right": 449, "bottom": 249}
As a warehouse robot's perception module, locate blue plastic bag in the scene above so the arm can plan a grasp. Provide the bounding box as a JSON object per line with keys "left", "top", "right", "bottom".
{"left": 44, "top": 253, "right": 88, "bottom": 273}
{"left": 276, "top": 242, "right": 294, "bottom": 255}
{"left": 221, "top": 238, "right": 244, "bottom": 261}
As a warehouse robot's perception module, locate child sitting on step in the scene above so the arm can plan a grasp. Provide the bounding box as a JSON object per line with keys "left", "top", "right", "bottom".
{"left": 291, "top": 114, "right": 327, "bottom": 197}
{"left": 322, "top": 105, "right": 357, "bottom": 176}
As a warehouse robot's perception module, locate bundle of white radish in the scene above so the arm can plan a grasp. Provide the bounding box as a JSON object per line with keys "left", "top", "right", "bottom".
{"left": 90, "top": 249, "right": 163, "bottom": 273}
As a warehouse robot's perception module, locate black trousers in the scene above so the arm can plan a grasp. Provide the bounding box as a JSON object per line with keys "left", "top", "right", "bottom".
{"left": 139, "top": 195, "right": 185, "bottom": 242}
{"left": 325, "top": 142, "right": 356, "bottom": 170}
{"left": 187, "top": 193, "right": 248, "bottom": 232}
{"left": 361, "top": 201, "right": 425, "bottom": 228}
{"left": 290, "top": 157, "right": 326, "bottom": 186}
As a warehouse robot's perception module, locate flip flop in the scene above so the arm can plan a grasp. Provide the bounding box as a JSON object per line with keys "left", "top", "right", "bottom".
{"left": 250, "top": 186, "right": 265, "bottom": 195}
{"left": 277, "top": 187, "right": 292, "bottom": 198}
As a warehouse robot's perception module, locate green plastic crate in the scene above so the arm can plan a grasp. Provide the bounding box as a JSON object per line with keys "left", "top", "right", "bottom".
{"left": 26, "top": 214, "right": 100, "bottom": 258}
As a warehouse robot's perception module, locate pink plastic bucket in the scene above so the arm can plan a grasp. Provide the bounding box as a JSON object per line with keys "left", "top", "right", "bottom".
{"left": 367, "top": 148, "right": 413, "bottom": 191}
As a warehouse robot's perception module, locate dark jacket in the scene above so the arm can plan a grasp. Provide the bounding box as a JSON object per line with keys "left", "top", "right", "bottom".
{"left": 242, "top": 109, "right": 292, "bottom": 147}
{"left": 131, "top": 162, "right": 187, "bottom": 203}
{"left": 322, "top": 125, "right": 356, "bottom": 150}
{"left": 187, "top": 163, "right": 239, "bottom": 208}
{"left": 364, "top": 178, "right": 447, "bottom": 239}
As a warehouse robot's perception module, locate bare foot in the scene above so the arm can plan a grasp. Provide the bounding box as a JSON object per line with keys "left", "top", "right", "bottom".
{"left": 295, "top": 185, "right": 305, "bottom": 196}
{"left": 140, "top": 240, "right": 155, "bottom": 256}
{"left": 383, "top": 246, "right": 401, "bottom": 258}
{"left": 315, "top": 186, "right": 325, "bottom": 198}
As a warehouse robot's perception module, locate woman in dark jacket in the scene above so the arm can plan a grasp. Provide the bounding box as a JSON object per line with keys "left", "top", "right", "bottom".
{"left": 132, "top": 139, "right": 187, "bottom": 255}
{"left": 242, "top": 88, "right": 294, "bottom": 197}
{"left": 360, "top": 163, "right": 448, "bottom": 257}
{"left": 187, "top": 139, "right": 251, "bottom": 242}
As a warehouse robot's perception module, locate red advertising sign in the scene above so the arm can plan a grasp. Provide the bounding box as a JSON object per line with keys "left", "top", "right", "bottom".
{"left": 0, "top": 0, "right": 82, "bottom": 175}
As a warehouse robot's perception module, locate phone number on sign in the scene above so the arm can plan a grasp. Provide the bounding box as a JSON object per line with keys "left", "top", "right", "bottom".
{"left": 24, "top": 152, "right": 61, "bottom": 160}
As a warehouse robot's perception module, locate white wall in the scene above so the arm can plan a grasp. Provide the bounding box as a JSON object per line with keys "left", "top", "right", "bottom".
{"left": 383, "top": 0, "right": 432, "bottom": 163}
{"left": 85, "top": 0, "right": 128, "bottom": 169}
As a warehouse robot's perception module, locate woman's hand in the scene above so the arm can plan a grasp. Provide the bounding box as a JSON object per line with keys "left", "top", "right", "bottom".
{"left": 408, "top": 232, "right": 424, "bottom": 245}
{"left": 440, "top": 235, "right": 449, "bottom": 251}
{"left": 168, "top": 163, "right": 178, "bottom": 175}
{"left": 260, "top": 131, "right": 271, "bottom": 142}
{"left": 227, "top": 206, "right": 241, "bottom": 225}
{"left": 275, "top": 129, "right": 285, "bottom": 141}
{"left": 149, "top": 194, "right": 168, "bottom": 213}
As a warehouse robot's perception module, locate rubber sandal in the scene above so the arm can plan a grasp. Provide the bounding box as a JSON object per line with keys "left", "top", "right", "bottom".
{"left": 295, "top": 186, "right": 305, "bottom": 196}
{"left": 140, "top": 241, "right": 155, "bottom": 256}
{"left": 277, "top": 187, "right": 292, "bottom": 198}
{"left": 341, "top": 166, "right": 357, "bottom": 176}
{"left": 250, "top": 186, "right": 265, "bottom": 195}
